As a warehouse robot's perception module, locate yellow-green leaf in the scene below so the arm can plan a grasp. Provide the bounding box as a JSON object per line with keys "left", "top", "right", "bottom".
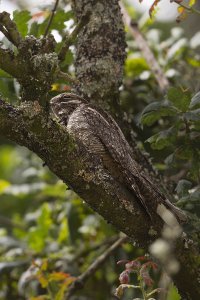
{"left": 0, "top": 180, "right": 10, "bottom": 193}
{"left": 37, "top": 274, "right": 48, "bottom": 288}
{"left": 49, "top": 272, "right": 71, "bottom": 282}
{"left": 189, "top": 0, "right": 196, "bottom": 7}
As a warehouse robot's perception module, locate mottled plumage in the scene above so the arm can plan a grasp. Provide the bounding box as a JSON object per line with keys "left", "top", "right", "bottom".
{"left": 50, "top": 93, "right": 186, "bottom": 223}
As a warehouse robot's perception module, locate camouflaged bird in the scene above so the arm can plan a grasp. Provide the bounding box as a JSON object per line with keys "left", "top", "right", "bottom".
{"left": 50, "top": 93, "right": 186, "bottom": 223}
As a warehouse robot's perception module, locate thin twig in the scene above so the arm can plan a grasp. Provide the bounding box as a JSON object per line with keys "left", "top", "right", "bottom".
{"left": 71, "top": 235, "right": 120, "bottom": 263}
{"left": 120, "top": 2, "right": 169, "bottom": 93}
{"left": 58, "top": 13, "right": 90, "bottom": 61}
{"left": 44, "top": 0, "right": 60, "bottom": 37}
{"left": 57, "top": 70, "right": 79, "bottom": 84}
{"left": 172, "top": 0, "right": 200, "bottom": 15}
{"left": 65, "top": 235, "right": 128, "bottom": 299}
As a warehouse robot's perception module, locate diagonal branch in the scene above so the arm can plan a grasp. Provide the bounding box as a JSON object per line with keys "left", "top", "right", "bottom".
{"left": 0, "top": 11, "right": 22, "bottom": 46}
{"left": 58, "top": 12, "right": 91, "bottom": 61}
{"left": 44, "top": 0, "right": 60, "bottom": 37}
{"left": 120, "top": 1, "right": 169, "bottom": 93}
{"left": 0, "top": 97, "right": 155, "bottom": 243}
{"left": 65, "top": 235, "right": 128, "bottom": 299}
{"left": 0, "top": 94, "right": 199, "bottom": 300}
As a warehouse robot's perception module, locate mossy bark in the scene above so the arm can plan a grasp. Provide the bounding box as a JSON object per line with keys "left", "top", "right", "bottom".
{"left": 71, "top": 0, "right": 126, "bottom": 111}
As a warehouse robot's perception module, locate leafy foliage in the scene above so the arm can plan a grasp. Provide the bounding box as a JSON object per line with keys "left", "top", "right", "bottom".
{"left": 140, "top": 88, "right": 200, "bottom": 217}
{"left": 13, "top": 10, "right": 31, "bottom": 37}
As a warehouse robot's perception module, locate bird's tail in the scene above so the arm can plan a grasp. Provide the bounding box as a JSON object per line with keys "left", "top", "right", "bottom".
{"left": 124, "top": 169, "right": 187, "bottom": 224}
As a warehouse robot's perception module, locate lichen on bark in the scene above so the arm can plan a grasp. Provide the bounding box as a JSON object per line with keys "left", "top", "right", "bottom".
{"left": 71, "top": 0, "right": 126, "bottom": 110}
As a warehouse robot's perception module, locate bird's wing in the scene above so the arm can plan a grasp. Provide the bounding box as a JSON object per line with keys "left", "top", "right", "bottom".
{"left": 81, "top": 105, "right": 154, "bottom": 217}
{"left": 82, "top": 104, "right": 187, "bottom": 222}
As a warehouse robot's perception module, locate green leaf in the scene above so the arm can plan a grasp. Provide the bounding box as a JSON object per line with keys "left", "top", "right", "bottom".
{"left": 0, "top": 69, "right": 12, "bottom": 78}
{"left": 189, "top": 0, "right": 196, "bottom": 7}
{"left": 37, "top": 203, "right": 53, "bottom": 232}
{"left": 67, "top": 202, "right": 82, "bottom": 243}
{"left": 180, "top": 187, "right": 200, "bottom": 209}
{"left": 0, "top": 180, "right": 10, "bottom": 194}
{"left": 37, "top": 9, "right": 73, "bottom": 36}
{"left": 42, "top": 182, "right": 66, "bottom": 198}
{"left": 190, "top": 91, "right": 200, "bottom": 109}
{"left": 164, "top": 153, "right": 175, "bottom": 166}
{"left": 59, "top": 48, "right": 74, "bottom": 68}
{"left": 175, "top": 180, "right": 192, "bottom": 197}
{"left": 13, "top": 10, "right": 31, "bottom": 37}
{"left": 167, "top": 87, "right": 191, "bottom": 112}
{"left": 184, "top": 109, "right": 200, "bottom": 121}
{"left": 146, "top": 127, "right": 177, "bottom": 150}
{"left": 187, "top": 57, "right": 200, "bottom": 68}
{"left": 28, "top": 228, "right": 46, "bottom": 252}
{"left": 125, "top": 56, "right": 149, "bottom": 77}
{"left": 175, "top": 145, "right": 194, "bottom": 160}
{"left": 64, "top": 49, "right": 74, "bottom": 65}
{"left": 29, "top": 21, "right": 39, "bottom": 37}
{"left": 167, "top": 284, "right": 181, "bottom": 300}
{"left": 28, "top": 203, "right": 53, "bottom": 252}
{"left": 189, "top": 188, "right": 200, "bottom": 203}
{"left": 0, "top": 146, "right": 21, "bottom": 180}
{"left": 140, "top": 102, "right": 177, "bottom": 126}
{"left": 58, "top": 218, "right": 69, "bottom": 243}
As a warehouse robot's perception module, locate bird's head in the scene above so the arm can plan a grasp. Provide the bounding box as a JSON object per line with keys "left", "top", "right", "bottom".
{"left": 50, "top": 93, "right": 87, "bottom": 122}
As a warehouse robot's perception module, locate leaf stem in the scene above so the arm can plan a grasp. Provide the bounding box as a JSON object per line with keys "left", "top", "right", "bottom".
{"left": 139, "top": 275, "right": 147, "bottom": 300}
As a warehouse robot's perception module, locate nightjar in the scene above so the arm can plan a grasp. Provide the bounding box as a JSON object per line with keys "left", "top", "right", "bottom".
{"left": 50, "top": 93, "right": 186, "bottom": 224}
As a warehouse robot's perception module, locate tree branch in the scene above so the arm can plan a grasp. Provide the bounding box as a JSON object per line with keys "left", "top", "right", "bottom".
{"left": 65, "top": 235, "right": 128, "bottom": 299}
{"left": 0, "top": 97, "right": 156, "bottom": 244}
{"left": 0, "top": 92, "right": 199, "bottom": 298}
{"left": 71, "top": 235, "right": 120, "bottom": 263}
{"left": 71, "top": 0, "right": 126, "bottom": 109}
{"left": 120, "top": 1, "right": 169, "bottom": 93}
{"left": 44, "top": 0, "right": 60, "bottom": 37}
{"left": 0, "top": 32, "right": 58, "bottom": 103}
{"left": 58, "top": 13, "right": 91, "bottom": 62}
{"left": 0, "top": 12, "right": 22, "bottom": 46}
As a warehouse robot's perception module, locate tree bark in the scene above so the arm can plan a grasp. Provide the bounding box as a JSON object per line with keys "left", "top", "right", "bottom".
{"left": 71, "top": 0, "right": 126, "bottom": 110}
